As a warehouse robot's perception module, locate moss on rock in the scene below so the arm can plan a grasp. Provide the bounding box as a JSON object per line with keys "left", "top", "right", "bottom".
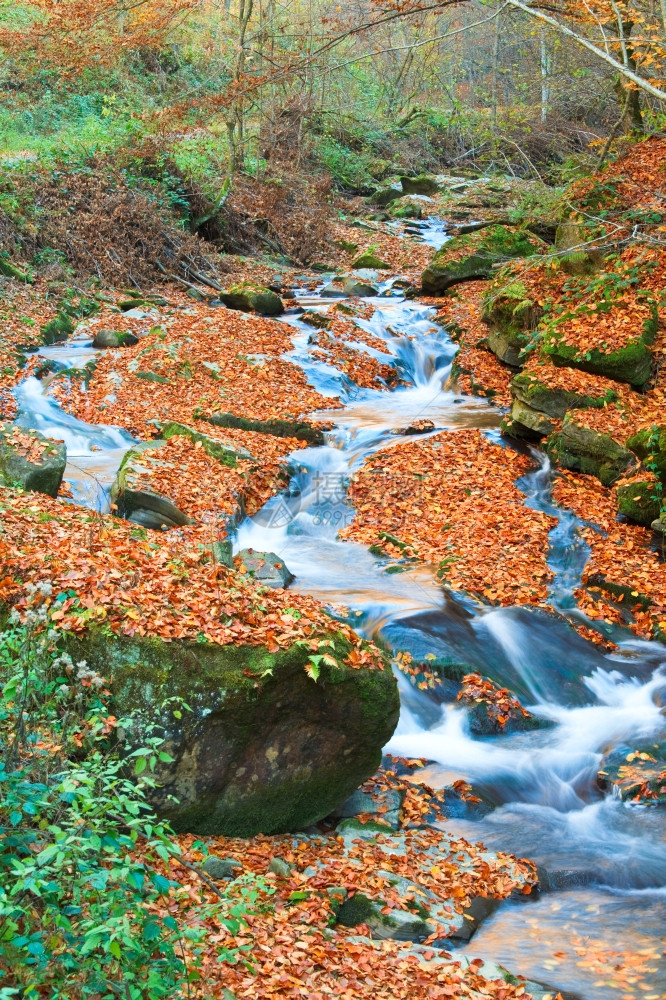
{"left": 62, "top": 627, "right": 399, "bottom": 836}
{"left": 0, "top": 424, "right": 66, "bottom": 496}
{"left": 421, "top": 226, "right": 538, "bottom": 295}
{"left": 542, "top": 304, "right": 658, "bottom": 386}
{"left": 220, "top": 283, "right": 284, "bottom": 316}
{"left": 617, "top": 478, "right": 662, "bottom": 526}
{"left": 511, "top": 372, "right": 617, "bottom": 418}
{"left": 547, "top": 414, "right": 634, "bottom": 485}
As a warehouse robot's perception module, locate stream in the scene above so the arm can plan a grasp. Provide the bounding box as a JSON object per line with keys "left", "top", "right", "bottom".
{"left": 13, "top": 221, "right": 666, "bottom": 999}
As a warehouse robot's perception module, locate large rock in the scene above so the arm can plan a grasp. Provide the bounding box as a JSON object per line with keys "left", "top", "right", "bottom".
{"left": 92, "top": 329, "right": 139, "bottom": 349}
{"left": 112, "top": 425, "right": 253, "bottom": 530}
{"left": 627, "top": 424, "right": 666, "bottom": 478}
{"left": 220, "top": 283, "right": 284, "bottom": 316}
{"left": 511, "top": 371, "right": 618, "bottom": 418}
{"left": 0, "top": 424, "right": 66, "bottom": 497}
{"left": 481, "top": 281, "right": 542, "bottom": 366}
{"left": 504, "top": 399, "right": 557, "bottom": 439}
{"left": 371, "top": 185, "right": 403, "bottom": 207}
{"left": 400, "top": 174, "right": 441, "bottom": 196}
{"left": 111, "top": 441, "right": 194, "bottom": 530}
{"left": 237, "top": 548, "right": 294, "bottom": 589}
{"left": 421, "top": 226, "right": 537, "bottom": 295}
{"left": 343, "top": 275, "right": 378, "bottom": 297}
{"left": 543, "top": 303, "right": 658, "bottom": 386}
{"left": 616, "top": 477, "right": 662, "bottom": 526}
{"left": 64, "top": 628, "right": 399, "bottom": 836}
{"left": 547, "top": 415, "right": 634, "bottom": 485}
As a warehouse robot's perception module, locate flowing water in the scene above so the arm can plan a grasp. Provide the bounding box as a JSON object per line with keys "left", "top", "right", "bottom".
{"left": 14, "top": 222, "right": 666, "bottom": 998}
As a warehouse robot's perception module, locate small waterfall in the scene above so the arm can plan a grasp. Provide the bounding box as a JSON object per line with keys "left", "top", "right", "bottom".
{"left": 13, "top": 335, "right": 135, "bottom": 510}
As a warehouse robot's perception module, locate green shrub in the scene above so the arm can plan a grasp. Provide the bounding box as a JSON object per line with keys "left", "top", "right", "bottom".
{"left": 0, "top": 587, "right": 264, "bottom": 999}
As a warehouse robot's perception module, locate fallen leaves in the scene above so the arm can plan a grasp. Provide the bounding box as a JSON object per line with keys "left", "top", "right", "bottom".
{"left": 0, "top": 486, "right": 383, "bottom": 669}
{"left": 341, "top": 429, "right": 556, "bottom": 605}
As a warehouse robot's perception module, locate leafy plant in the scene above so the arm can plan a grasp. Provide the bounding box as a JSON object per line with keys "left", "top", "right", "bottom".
{"left": 0, "top": 588, "right": 261, "bottom": 999}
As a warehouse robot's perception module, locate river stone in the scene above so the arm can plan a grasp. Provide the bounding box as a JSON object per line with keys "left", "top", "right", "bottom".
{"left": 92, "top": 329, "right": 139, "bottom": 349}
{"left": 62, "top": 627, "right": 399, "bottom": 836}
{"left": 202, "top": 855, "right": 243, "bottom": 879}
{"left": 320, "top": 282, "right": 346, "bottom": 298}
{"left": 400, "top": 174, "right": 440, "bottom": 196}
{"left": 421, "top": 226, "right": 537, "bottom": 295}
{"left": 511, "top": 371, "right": 618, "bottom": 418}
{"left": 331, "top": 786, "right": 403, "bottom": 828}
{"left": 343, "top": 276, "right": 378, "bottom": 297}
{"left": 0, "top": 424, "right": 66, "bottom": 497}
{"left": 336, "top": 891, "right": 434, "bottom": 941}
{"left": 220, "top": 283, "right": 284, "bottom": 316}
{"left": 599, "top": 742, "right": 666, "bottom": 805}
{"left": 237, "top": 548, "right": 294, "bottom": 589}
{"left": 268, "top": 857, "right": 292, "bottom": 877}
{"left": 504, "top": 399, "right": 557, "bottom": 439}
{"left": 547, "top": 415, "right": 634, "bottom": 485}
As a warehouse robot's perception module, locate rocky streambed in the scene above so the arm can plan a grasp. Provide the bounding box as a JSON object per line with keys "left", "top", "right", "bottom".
{"left": 2, "top": 200, "right": 666, "bottom": 999}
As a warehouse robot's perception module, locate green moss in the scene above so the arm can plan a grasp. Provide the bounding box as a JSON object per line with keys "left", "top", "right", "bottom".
{"left": 203, "top": 411, "right": 325, "bottom": 446}
{"left": 542, "top": 304, "right": 658, "bottom": 386}
{"left": 41, "top": 311, "right": 75, "bottom": 346}
{"left": 547, "top": 415, "right": 633, "bottom": 485}
{"left": 352, "top": 251, "right": 390, "bottom": 270}
{"left": 422, "top": 226, "right": 538, "bottom": 295}
{"left": 627, "top": 425, "right": 666, "bottom": 478}
{"left": 0, "top": 255, "right": 31, "bottom": 283}
{"left": 161, "top": 421, "right": 244, "bottom": 467}
{"left": 336, "top": 893, "right": 380, "bottom": 927}
{"left": 616, "top": 479, "right": 662, "bottom": 526}
{"left": 220, "top": 284, "right": 284, "bottom": 316}
{"left": 60, "top": 626, "right": 398, "bottom": 836}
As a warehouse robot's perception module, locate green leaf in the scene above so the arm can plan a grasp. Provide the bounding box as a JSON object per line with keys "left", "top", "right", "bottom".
{"left": 108, "top": 939, "right": 122, "bottom": 959}
{"left": 134, "top": 757, "right": 147, "bottom": 776}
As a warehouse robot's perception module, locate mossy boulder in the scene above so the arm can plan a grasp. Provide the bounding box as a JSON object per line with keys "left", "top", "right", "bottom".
{"left": 41, "top": 311, "right": 75, "bottom": 346}
{"left": 554, "top": 221, "right": 605, "bottom": 276}
{"left": 220, "top": 283, "right": 284, "bottom": 316}
{"left": 0, "top": 424, "right": 66, "bottom": 496}
{"left": 92, "top": 329, "right": 139, "bottom": 349}
{"left": 400, "top": 175, "right": 440, "bottom": 196}
{"left": 421, "top": 226, "right": 537, "bottom": 295}
{"left": 627, "top": 425, "right": 666, "bottom": 478}
{"left": 390, "top": 201, "right": 423, "bottom": 220}
{"left": 511, "top": 371, "right": 618, "bottom": 418}
{"left": 504, "top": 399, "right": 557, "bottom": 440}
{"left": 547, "top": 415, "right": 634, "bottom": 485}
{"left": 371, "top": 185, "right": 403, "bottom": 207}
{"left": 63, "top": 627, "right": 399, "bottom": 836}
{"left": 616, "top": 478, "right": 662, "bottom": 526}
{"left": 542, "top": 304, "right": 658, "bottom": 386}
{"left": 203, "top": 411, "right": 326, "bottom": 446}
{"left": 352, "top": 251, "right": 391, "bottom": 270}
{"left": 481, "top": 282, "right": 542, "bottom": 366}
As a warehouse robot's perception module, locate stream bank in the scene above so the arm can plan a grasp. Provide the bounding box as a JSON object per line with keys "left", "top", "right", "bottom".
{"left": 2, "top": 187, "right": 666, "bottom": 998}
